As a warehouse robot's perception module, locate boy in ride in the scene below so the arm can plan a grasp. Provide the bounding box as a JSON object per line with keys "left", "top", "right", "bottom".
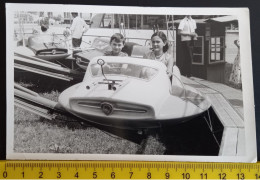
{"left": 104, "top": 33, "right": 128, "bottom": 57}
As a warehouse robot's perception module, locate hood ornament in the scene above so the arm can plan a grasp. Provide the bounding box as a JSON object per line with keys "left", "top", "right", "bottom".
{"left": 101, "top": 102, "right": 114, "bottom": 115}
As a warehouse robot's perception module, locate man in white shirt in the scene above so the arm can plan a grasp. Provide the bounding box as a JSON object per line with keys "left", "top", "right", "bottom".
{"left": 178, "top": 15, "right": 197, "bottom": 77}
{"left": 70, "top": 12, "right": 88, "bottom": 48}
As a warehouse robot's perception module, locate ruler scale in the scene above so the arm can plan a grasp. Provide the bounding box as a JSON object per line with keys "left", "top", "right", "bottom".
{"left": 0, "top": 161, "right": 260, "bottom": 179}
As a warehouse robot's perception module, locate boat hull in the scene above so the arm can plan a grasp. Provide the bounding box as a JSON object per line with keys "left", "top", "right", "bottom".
{"left": 59, "top": 83, "right": 209, "bottom": 130}
{"left": 67, "top": 109, "right": 206, "bottom": 130}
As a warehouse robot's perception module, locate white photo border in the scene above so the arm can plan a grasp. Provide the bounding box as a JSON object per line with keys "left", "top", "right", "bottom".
{"left": 6, "top": 3, "right": 257, "bottom": 162}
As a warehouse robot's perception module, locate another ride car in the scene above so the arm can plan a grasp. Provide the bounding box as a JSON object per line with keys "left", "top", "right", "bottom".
{"left": 17, "top": 34, "right": 70, "bottom": 61}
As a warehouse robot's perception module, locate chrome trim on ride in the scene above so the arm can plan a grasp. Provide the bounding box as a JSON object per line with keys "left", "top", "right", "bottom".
{"left": 78, "top": 102, "right": 147, "bottom": 113}
{"left": 38, "top": 51, "right": 67, "bottom": 55}
{"left": 70, "top": 98, "right": 154, "bottom": 119}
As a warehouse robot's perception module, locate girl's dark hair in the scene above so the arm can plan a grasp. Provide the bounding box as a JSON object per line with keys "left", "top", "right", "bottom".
{"left": 110, "top": 33, "right": 125, "bottom": 44}
{"left": 151, "top": 31, "right": 169, "bottom": 53}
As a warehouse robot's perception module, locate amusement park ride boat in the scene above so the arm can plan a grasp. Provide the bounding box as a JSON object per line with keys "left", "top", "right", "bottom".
{"left": 17, "top": 34, "right": 70, "bottom": 61}
{"left": 58, "top": 56, "right": 211, "bottom": 129}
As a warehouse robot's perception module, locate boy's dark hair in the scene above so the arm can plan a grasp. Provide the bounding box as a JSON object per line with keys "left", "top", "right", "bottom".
{"left": 110, "top": 33, "right": 125, "bottom": 44}
{"left": 41, "top": 25, "right": 48, "bottom": 32}
{"left": 151, "top": 31, "right": 169, "bottom": 53}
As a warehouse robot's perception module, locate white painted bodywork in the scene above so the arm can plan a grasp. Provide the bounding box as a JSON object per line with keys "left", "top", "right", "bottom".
{"left": 59, "top": 56, "right": 211, "bottom": 124}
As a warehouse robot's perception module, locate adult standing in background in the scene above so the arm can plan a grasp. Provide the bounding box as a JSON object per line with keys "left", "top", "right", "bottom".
{"left": 178, "top": 15, "right": 197, "bottom": 77}
{"left": 70, "top": 12, "right": 88, "bottom": 48}
{"left": 39, "top": 12, "right": 49, "bottom": 30}
{"left": 229, "top": 40, "right": 242, "bottom": 88}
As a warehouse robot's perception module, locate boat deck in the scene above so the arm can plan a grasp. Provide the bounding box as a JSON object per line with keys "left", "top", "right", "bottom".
{"left": 181, "top": 76, "right": 244, "bottom": 156}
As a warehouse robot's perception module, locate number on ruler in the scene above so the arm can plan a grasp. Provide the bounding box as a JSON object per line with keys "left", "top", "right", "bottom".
{"left": 256, "top": 174, "right": 260, "bottom": 179}
{"left": 182, "top": 173, "right": 190, "bottom": 179}
{"left": 3, "top": 171, "right": 7, "bottom": 178}
{"left": 93, "top": 172, "right": 97, "bottom": 179}
{"left": 219, "top": 173, "right": 226, "bottom": 180}
{"left": 147, "top": 172, "right": 151, "bottom": 179}
{"left": 165, "top": 172, "right": 170, "bottom": 179}
{"left": 22, "top": 172, "right": 25, "bottom": 178}
{"left": 57, "top": 172, "right": 61, "bottom": 178}
{"left": 237, "top": 173, "right": 245, "bottom": 180}
{"left": 129, "top": 172, "right": 133, "bottom": 179}
{"left": 75, "top": 172, "right": 79, "bottom": 178}
{"left": 200, "top": 173, "right": 207, "bottom": 179}
{"left": 39, "top": 172, "right": 43, "bottom": 178}
{"left": 111, "top": 172, "right": 115, "bottom": 179}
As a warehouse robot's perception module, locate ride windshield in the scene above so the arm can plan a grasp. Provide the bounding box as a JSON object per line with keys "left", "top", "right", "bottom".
{"left": 30, "top": 34, "right": 64, "bottom": 48}
{"left": 91, "top": 38, "right": 111, "bottom": 52}
{"left": 91, "top": 62, "right": 158, "bottom": 80}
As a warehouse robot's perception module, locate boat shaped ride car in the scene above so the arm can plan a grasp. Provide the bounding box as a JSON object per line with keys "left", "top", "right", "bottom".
{"left": 17, "top": 34, "right": 70, "bottom": 61}
{"left": 58, "top": 56, "right": 211, "bottom": 129}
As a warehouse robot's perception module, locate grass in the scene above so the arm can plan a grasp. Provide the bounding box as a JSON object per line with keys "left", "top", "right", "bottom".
{"left": 14, "top": 106, "right": 143, "bottom": 154}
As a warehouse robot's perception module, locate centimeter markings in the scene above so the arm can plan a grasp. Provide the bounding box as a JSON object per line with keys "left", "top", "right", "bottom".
{"left": 0, "top": 161, "right": 260, "bottom": 179}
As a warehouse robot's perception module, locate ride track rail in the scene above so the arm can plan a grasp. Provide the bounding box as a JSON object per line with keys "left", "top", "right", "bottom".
{"left": 14, "top": 51, "right": 84, "bottom": 82}
{"left": 14, "top": 83, "right": 78, "bottom": 121}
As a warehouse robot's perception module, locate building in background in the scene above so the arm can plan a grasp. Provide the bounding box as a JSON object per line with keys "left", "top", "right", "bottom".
{"left": 63, "top": 12, "right": 91, "bottom": 24}
{"left": 174, "top": 15, "right": 239, "bottom": 84}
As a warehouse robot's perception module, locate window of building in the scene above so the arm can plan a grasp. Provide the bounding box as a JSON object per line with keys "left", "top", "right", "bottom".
{"left": 142, "top": 15, "right": 167, "bottom": 30}
{"left": 192, "top": 36, "right": 204, "bottom": 65}
{"left": 100, "top": 14, "right": 113, "bottom": 28}
{"left": 209, "top": 36, "right": 225, "bottom": 63}
{"left": 113, "top": 14, "right": 129, "bottom": 29}
{"left": 128, "top": 15, "right": 141, "bottom": 29}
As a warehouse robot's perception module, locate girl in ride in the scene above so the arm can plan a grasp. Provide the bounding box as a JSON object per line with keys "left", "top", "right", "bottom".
{"left": 143, "top": 31, "right": 177, "bottom": 78}
{"left": 143, "top": 31, "right": 183, "bottom": 95}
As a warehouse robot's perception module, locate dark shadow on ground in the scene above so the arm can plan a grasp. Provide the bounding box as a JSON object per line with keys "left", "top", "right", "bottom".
{"left": 159, "top": 108, "right": 224, "bottom": 156}
{"left": 55, "top": 107, "right": 223, "bottom": 155}
{"left": 14, "top": 70, "right": 83, "bottom": 93}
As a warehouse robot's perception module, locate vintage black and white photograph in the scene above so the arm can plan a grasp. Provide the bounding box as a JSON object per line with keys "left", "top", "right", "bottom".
{"left": 6, "top": 4, "right": 256, "bottom": 162}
